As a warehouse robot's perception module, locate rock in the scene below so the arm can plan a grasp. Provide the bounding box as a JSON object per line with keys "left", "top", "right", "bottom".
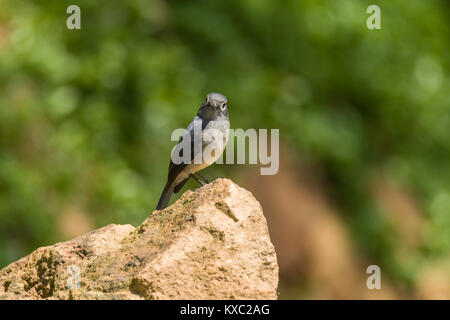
{"left": 0, "top": 179, "right": 279, "bottom": 300}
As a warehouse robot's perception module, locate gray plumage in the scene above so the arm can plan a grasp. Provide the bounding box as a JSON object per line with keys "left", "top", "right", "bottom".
{"left": 156, "top": 93, "right": 230, "bottom": 210}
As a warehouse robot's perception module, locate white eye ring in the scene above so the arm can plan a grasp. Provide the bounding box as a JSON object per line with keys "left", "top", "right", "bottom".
{"left": 221, "top": 103, "right": 227, "bottom": 111}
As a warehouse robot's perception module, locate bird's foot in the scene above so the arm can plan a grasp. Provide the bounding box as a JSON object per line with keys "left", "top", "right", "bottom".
{"left": 190, "top": 174, "right": 205, "bottom": 186}
{"left": 196, "top": 173, "right": 210, "bottom": 184}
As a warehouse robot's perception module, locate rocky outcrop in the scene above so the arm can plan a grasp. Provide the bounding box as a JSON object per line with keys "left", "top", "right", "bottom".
{"left": 0, "top": 179, "right": 278, "bottom": 300}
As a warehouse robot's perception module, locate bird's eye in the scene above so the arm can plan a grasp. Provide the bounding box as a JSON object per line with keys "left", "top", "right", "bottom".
{"left": 221, "top": 103, "right": 227, "bottom": 110}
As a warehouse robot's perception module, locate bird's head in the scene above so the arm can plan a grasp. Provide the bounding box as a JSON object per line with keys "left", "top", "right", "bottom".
{"left": 198, "top": 92, "right": 228, "bottom": 119}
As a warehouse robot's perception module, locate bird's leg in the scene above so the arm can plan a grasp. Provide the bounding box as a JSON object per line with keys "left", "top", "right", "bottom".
{"left": 196, "top": 173, "right": 210, "bottom": 184}
{"left": 189, "top": 174, "right": 205, "bottom": 186}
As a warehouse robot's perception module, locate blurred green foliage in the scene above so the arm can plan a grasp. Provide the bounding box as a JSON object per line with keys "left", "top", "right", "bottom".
{"left": 0, "top": 0, "right": 449, "bottom": 294}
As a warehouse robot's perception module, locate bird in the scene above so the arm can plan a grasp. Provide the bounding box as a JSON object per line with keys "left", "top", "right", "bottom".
{"left": 156, "top": 92, "right": 230, "bottom": 210}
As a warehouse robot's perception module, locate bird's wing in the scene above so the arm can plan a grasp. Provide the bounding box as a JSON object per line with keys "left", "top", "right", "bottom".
{"left": 166, "top": 116, "right": 206, "bottom": 188}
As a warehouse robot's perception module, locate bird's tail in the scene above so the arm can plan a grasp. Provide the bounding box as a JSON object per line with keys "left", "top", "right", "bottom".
{"left": 156, "top": 182, "right": 173, "bottom": 210}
